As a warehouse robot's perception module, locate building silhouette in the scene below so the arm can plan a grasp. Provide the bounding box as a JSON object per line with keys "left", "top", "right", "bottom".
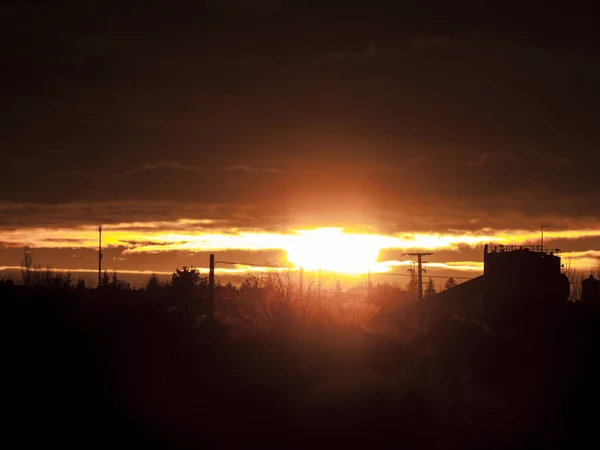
{"left": 582, "top": 275, "right": 600, "bottom": 302}
{"left": 483, "top": 244, "right": 570, "bottom": 326}
{"left": 430, "top": 244, "right": 570, "bottom": 328}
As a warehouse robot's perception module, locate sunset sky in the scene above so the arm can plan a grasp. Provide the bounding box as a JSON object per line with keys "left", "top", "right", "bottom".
{"left": 2, "top": 2, "right": 599, "bottom": 286}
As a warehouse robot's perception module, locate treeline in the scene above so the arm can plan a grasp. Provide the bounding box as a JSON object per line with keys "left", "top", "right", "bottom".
{"left": 3, "top": 262, "right": 423, "bottom": 337}
{"left": 6, "top": 247, "right": 468, "bottom": 336}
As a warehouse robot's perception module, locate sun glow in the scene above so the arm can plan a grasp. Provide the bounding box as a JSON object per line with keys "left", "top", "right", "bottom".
{"left": 2, "top": 221, "right": 600, "bottom": 274}
{"left": 284, "top": 228, "right": 389, "bottom": 274}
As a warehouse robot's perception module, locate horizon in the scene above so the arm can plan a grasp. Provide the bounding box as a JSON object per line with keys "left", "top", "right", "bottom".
{"left": 2, "top": 223, "right": 599, "bottom": 289}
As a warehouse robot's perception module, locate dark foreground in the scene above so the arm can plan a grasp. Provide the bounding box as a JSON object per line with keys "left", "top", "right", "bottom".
{"left": 2, "top": 287, "right": 599, "bottom": 449}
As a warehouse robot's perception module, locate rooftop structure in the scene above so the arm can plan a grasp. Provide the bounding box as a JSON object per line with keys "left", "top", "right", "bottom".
{"left": 482, "top": 244, "right": 570, "bottom": 326}
{"left": 484, "top": 245, "right": 563, "bottom": 282}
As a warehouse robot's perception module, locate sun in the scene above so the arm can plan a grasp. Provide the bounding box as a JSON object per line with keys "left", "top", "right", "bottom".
{"left": 284, "top": 228, "right": 384, "bottom": 274}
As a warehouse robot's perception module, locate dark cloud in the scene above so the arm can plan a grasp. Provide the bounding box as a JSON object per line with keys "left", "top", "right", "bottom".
{"left": 119, "top": 240, "right": 189, "bottom": 248}
{"left": 207, "top": 0, "right": 284, "bottom": 18}
{"left": 1, "top": 2, "right": 599, "bottom": 234}
{"left": 469, "top": 152, "right": 517, "bottom": 167}
{"left": 0, "top": 244, "right": 287, "bottom": 276}
{"left": 546, "top": 157, "right": 572, "bottom": 168}
{"left": 0, "top": 202, "right": 293, "bottom": 232}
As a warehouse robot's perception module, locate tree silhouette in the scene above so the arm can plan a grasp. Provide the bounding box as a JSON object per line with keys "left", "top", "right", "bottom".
{"left": 110, "top": 271, "right": 124, "bottom": 290}
{"left": 50, "top": 271, "right": 64, "bottom": 289}
{"left": 240, "top": 273, "right": 261, "bottom": 292}
{"left": 444, "top": 277, "right": 458, "bottom": 290}
{"left": 335, "top": 279, "right": 342, "bottom": 292}
{"left": 76, "top": 278, "right": 86, "bottom": 290}
{"left": 172, "top": 266, "right": 206, "bottom": 291}
{"left": 146, "top": 273, "right": 162, "bottom": 292}
{"left": 406, "top": 265, "right": 418, "bottom": 298}
{"left": 425, "top": 277, "right": 436, "bottom": 297}
{"left": 101, "top": 270, "right": 110, "bottom": 288}
{"left": 64, "top": 271, "right": 74, "bottom": 290}
{"left": 564, "top": 257, "right": 582, "bottom": 301}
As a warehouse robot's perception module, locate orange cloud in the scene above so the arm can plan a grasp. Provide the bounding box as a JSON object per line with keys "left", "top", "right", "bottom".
{"left": 1, "top": 221, "right": 600, "bottom": 274}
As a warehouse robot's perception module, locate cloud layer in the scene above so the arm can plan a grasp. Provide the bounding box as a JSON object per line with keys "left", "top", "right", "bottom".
{"left": 1, "top": 3, "right": 598, "bottom": 277}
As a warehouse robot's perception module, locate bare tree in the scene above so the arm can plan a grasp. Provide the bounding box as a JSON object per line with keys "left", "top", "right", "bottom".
{"left": 218, "top": 269, "right": 378, "bottom": 335}
{"left": 564, "top": 257, "right": 582, "bottom": 301}
{"left": 20, "top": 247, "right": 33, "bottom": 286}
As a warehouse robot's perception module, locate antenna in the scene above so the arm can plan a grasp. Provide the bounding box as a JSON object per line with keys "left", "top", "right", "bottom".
{"left": 541, "top": 225, "right": 547, "bottom": 248}
{"left": 208, "top": 253, "right": 215, "bottom": 316}
{"left": 98, "top": 226, "right": 102, "bottom": 288}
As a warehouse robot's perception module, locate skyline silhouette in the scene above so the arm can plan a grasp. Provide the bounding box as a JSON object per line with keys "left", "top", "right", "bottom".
{"left": 1, "top": 225, "right": 600, "bottom": 286}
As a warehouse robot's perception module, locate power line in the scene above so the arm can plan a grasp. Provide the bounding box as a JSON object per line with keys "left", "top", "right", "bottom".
{"left": 214, "top": 260, "right": 290, "bottom": 269}
{"left": 404, "top": 252, "right": 433, "bottom": 303}
{"left": 404, "top": 252, "right": 433, "bottom": 329}
{"left": 215, "top": 259, "right": 477, "bottom": 280}
{"left": 377, "top": 273, "right": 477, "bottom": 280}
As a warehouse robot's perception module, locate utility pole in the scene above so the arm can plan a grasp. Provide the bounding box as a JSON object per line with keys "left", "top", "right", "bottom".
{"left": 404, "top": 252, "right": 433, "bottom": 328}
{"left": 98, "top": 226, "right": 102, "bottom": 288}
{"left": 404, "top": 253, "right": 433, "bottom": 303}
{"left": 208, "top": 253, "right": 215, "bottom": 316}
